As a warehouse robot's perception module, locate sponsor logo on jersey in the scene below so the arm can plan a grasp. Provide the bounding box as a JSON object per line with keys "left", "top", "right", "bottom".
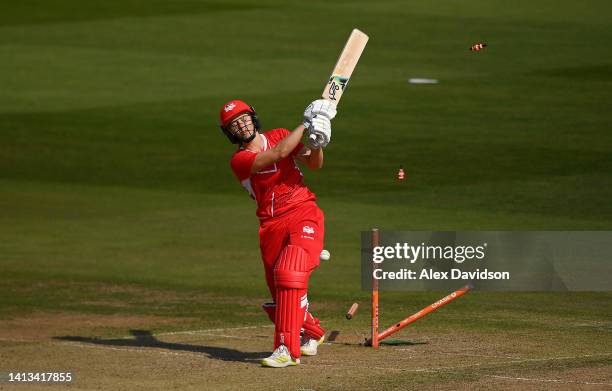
{"left": 303, "top": 226, "right": 315, "bottom": 234}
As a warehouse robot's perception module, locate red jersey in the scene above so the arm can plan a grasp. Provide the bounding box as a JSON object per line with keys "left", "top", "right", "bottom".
{"left": 230, "top": 128, "right": 317, "bottom": 221}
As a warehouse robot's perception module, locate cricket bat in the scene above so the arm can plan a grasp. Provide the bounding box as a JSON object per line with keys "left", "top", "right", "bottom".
{"left": 310, "top": 29, "right": 369, "bottom": 144}
{"left": 322, "top": 28, "right": 369, "bottom": 103}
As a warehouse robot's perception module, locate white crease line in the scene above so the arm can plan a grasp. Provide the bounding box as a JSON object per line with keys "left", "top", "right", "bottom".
{"left": 487, "top": 375, "right": 612, "bottom": 386}
{"left": 510, "top": 353, "right": 612, "bottom": 363}
{"left": 80, "top": 325, "right": 274, "bottom": 341}
{"left": 392, "top": 349, "right": 520, "bottom": 360}
{"left": 2, "top": 325, "right": 272, "bottom": 348}
{"left": 58, "top": 341, "right": 204, "bottom": 358}
{"left": 56, "top": 341, "right": 264, "bottom": 364}
{"left": 394, "top": 362, "right": 486, "bottom": 373}
{"left": 408, "top": 353, "right": 612, "bottom": 373}
{"left": 153, "top": 325, "right": 273, "bottom": 337}
{"left": 188, "top": 334, "right": 256, "bottom": 340}
{"left": 436, "top": 351, "right": 524, "bottom": 360}
{"left": 0, "top": 337, "right": 39, "bottom": 343}
{"left": 315, "top": 353, "right": 612, "bottom": 373}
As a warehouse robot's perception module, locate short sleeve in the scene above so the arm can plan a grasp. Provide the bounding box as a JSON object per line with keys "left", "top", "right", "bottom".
{"left": 230, "top": 151, "right": 256, "bottom": 181}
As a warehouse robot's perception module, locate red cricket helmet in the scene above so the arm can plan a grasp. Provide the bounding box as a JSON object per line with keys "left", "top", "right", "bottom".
{"left": 219, "top": 100, "right": 260, "bottom": 144}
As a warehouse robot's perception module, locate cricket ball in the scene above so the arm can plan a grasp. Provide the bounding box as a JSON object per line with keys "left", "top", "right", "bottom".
{"left": 319, "top": 249, "right": 331, "bottom": 261}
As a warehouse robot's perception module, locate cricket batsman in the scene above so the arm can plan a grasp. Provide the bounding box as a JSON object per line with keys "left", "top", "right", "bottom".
{"left": 219, "top": 99, "right": 335, "bottom": 367}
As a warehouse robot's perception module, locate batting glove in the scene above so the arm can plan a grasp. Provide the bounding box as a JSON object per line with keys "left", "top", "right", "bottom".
{"left": 308, "top": 115, "right": 332, "bottom": 149}
{"left": 303, "top": 99, "right": 337, "bottom": 128}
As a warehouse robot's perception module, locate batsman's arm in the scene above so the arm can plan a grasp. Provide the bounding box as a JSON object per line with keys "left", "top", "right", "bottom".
{"left": 295, "top": 145, "right": 323, "bottom": 170}
{"left": 250, "top": 124, "right": 306, "bottom": 173}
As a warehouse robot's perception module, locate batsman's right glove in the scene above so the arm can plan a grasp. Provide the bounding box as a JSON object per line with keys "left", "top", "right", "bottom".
{"left": 308, "top": 115, "right": 332, "bottom": 149}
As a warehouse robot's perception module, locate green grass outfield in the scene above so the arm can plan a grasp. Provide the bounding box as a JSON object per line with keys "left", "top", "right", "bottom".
{"left": 1, "top": 1, "right": 611, "bottom": 389}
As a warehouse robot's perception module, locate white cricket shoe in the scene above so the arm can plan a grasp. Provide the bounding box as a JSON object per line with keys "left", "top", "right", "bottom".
{"left": 300, "top": 335, "right": 325, "bottom": 356}
{"left": 261, "top": 345, "right": 300, "bottom": 368}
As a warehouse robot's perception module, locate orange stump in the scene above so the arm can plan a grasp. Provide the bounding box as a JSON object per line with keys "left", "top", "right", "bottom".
{"left": 376, "top": 285, "right": 472, "bottom": 343}
{"left": 370, "top": 228, "right": 380, "bottom": 348}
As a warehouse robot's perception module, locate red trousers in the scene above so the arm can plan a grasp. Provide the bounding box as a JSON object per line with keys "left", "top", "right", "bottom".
{"left": 259, "top": 201, "right": 324, "bottom": 298}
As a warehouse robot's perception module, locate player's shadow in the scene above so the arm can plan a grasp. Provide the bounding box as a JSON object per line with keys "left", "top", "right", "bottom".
{"left": 54, "top": 329, "right": 267, "bottom": 363}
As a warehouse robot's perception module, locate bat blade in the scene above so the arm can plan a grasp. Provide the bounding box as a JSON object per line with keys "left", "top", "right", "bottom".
{"left": 321, "top": 29, "right": 369, "bottom": 104}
